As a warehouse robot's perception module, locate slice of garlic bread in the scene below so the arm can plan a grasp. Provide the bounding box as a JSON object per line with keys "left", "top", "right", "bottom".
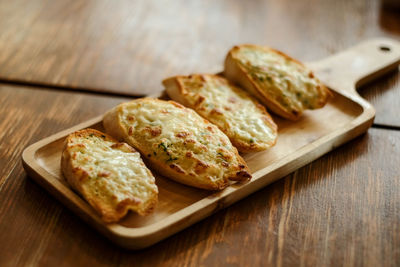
{"left": 163, "top": 74, "right": 277, "bottom": 153}
{"left": 103, "top": 98, "right": 251, "bottom": 190}
{"left": 61, "top": 129, "right": 158, "bottom": 223}
{"left": 224, "top": 45, "right": 331, "bottom": 120}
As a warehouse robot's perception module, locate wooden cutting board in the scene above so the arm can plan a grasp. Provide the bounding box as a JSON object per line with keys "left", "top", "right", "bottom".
{"left": 22, "top": 38, "right": 400, "bottom": 249}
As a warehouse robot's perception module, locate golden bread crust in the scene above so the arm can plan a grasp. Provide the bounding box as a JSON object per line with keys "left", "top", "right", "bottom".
{"left": 224, "top": 44, "right": 331, "bottom": 120}
{"left": 103, "top": 98, "right": 251, "bottom": 190}
{"left": 61, "top": 129, "right": 158, "bottom": 223}
{"left": 163, "top": 74, "right": 277, "bottom": 152}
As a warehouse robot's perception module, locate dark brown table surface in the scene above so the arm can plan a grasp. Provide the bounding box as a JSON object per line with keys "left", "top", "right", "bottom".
{"left": 0, "top": 1, "right": 399, "bottom": 266}
{"left": 0, "top": 0, "right": 399, "bottom": 125}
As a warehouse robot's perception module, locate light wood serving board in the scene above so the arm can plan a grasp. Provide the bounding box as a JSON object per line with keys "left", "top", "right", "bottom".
{"left": 22, "top": 38, "right": 400, "bottom": 249}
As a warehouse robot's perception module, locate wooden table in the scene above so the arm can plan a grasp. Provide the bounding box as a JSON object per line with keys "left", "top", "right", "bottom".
{"left": 0, "top": 0, "right": 399, "bottom": 266}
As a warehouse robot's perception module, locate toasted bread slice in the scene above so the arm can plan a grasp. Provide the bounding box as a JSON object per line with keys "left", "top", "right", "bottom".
{"left": 103, "top": 98, "right": 251, "bottom": 190}
{"left": 224, "top": 45, "right": 331, "bottom": 120}
{"left": 61, "top": 129, "right": 158, "bottom": 223}
{"left": 163, "top": 74, "right": 278, "bottom": 153}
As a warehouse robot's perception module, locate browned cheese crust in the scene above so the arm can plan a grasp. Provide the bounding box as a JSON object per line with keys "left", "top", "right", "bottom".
{"left": 224, "top": 44, "right": 332, "bottom": 120}
{"left": 103, "top": 98, "right": 252, "bottom": 190}
{"left": 61, "top": 129, "right": 158, "bottom": 223}
{"left": 163, "top": 74, "right": 278, "bottom": 152}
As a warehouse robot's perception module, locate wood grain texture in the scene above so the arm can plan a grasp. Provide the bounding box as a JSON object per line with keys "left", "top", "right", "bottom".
{"left": 359, "top": 70, "right": 400, "bottom": 127}
{"left": 23, "top": 37, "right": 400, "bottom": 248}
{"left": 21, "top": 84, "right": 373, "bottom": 248}
{"left": 0, "top": 84, "right": 398, "bottom": 265}
{"left": 0, "top": 0, "right": 399, "bottom": 126}
{"left": 0, "top": 0, "right": 399, "bottom": 265}
{"left": 0, "top": 85, "right": 131, "bottom": 190}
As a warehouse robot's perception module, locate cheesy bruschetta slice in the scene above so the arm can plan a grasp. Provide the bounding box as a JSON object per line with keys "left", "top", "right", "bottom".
{"left": 61, "top": 129, "right": 158, "bottom": 223}
{"left": 224, "top": 45, "right": 331, "bottom": 120}
{"left": 103, "top": 98, "right": 251, "bottom": 190}
{"left": 163, "top": 74, "right": 277, "bottom": 152}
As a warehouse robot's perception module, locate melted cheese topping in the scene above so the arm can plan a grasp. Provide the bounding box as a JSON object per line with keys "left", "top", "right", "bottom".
{"left": 178, "top": 75, "right": 277, "bottom": 148}
{"left": 67, "top": 134, "right": 157, "bottom": 206}
{"left": 234, "top": 46, "right": 324, "bottom": 112}
{"left": 119, "top": 99, "right": 245, "bottom": 186}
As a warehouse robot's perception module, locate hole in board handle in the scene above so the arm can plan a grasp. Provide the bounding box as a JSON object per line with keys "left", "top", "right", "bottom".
{"left": 379, "top": 45, "right": 391, "bottom": 52}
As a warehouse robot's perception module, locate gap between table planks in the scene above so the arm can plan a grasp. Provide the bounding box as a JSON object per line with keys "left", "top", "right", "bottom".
{"left": 22, "top": 38, "right": 400, "bottom": 249}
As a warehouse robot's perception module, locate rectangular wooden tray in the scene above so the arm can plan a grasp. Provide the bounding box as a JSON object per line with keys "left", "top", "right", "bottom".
{"left": 22, "top": 38, "right": 400, "bottom": 249}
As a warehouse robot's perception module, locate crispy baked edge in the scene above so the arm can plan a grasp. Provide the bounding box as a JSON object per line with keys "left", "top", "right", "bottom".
{"left": 163, "top": 74, "right": 278, "bottom": 153}
{"left": 103, "top": 98, "right": 252, "bottom": 190}
{"left": 224, "top": 44, "right": 332, "bottom": 121}
{"left": 61, "top": 128, "right": 158, "bottom": 223}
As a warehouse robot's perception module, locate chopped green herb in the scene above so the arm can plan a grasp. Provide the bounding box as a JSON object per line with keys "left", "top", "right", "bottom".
{"left": 158, "top": 142, "right": 168, "bottom": 152}
{"left": 249, "top": 139, "right": 254, "bottom": 143}
{"left": 217, "top": 152, "right": 228, "bottom": 163}
{"left": 166, "top": 157, "right": 178, "bottom": 162}
{"left": 153, "top": 151, "right": 157, "bottom": 156}
{"left": 199, "top": 140, "right": 208, "bottom": 145}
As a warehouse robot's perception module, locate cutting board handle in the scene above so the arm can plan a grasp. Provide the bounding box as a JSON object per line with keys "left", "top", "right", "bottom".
{"left": 307, "top": 38, "right": 400, "bottom": 96}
